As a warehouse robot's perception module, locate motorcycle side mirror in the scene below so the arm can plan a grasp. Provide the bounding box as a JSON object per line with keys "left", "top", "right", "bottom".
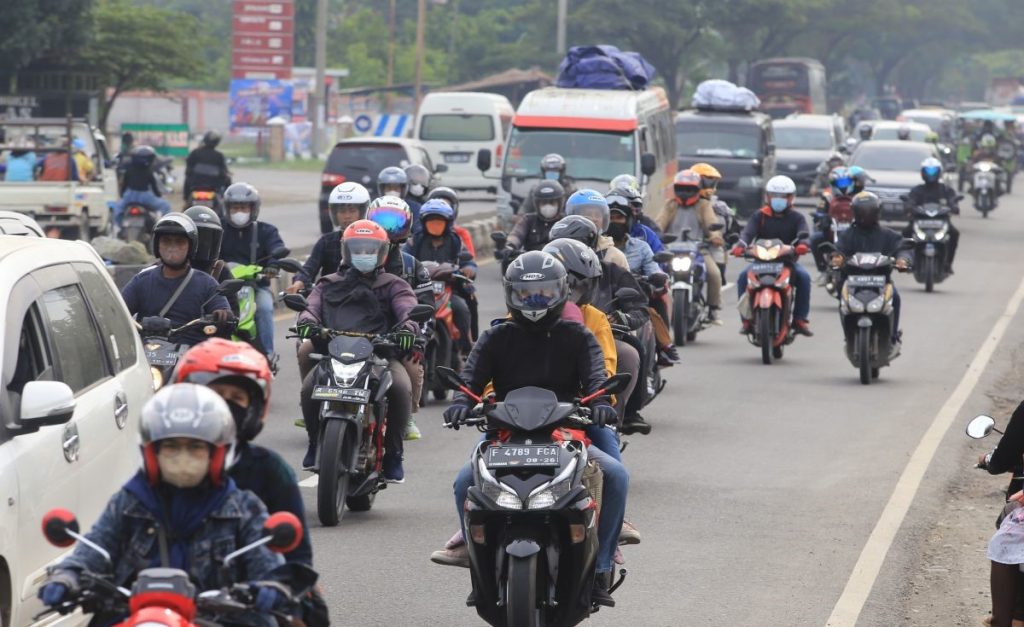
{"left": 899, "top": 238, "right": 915, "bottom": 251}
{"left": 660, "top": 233, "right": 678, "bottom": 244}
{"left": 217, "top": 279, "right": 245, "bottom": 297}
{"left": 816, "top": 241, "right": 837, "bottom": 253}
{"left": 648, "top": 273, "right": 668, "bottom": 288}
{"left": 41, "top": 509, "right": 79, "bottom": 548}
{"left": 436, "top": 366, "right": 466, "bottom": 391}
{"left": 408, "top": 304, "right": 435, "bottom": 323}
{"left": 796, "top": 231, "right": 810, "bottom": 241}
{"left": 709, "top": 223, "right": 724, "bottom": 232}
{"left": 680, "top": 228, "right": 692, "bottom": 241}
{"left": 956, "top": 194, "right": 965, "bottom": 202}
{"left": 899, "top": 194, "right": 910, "bottom": 202}
{"left": 640, "top": 152, "right": 657, "bottom": 177}
{"left": 275, "top": 258, "right": 304, "bottom": 274}
{"left": 653, "top": 251, "right": 674, "bottom": 264}
{"left": 263, "top": 512, "right": 303, "bottom": 554}
{"left": 612, "top": 287, "right": 646, "bottom": 308}
{"left": 282, "top": 294, "right": 308, "bottom": 312}
{"left": 490, "top": 231, "right": 507, "bottom": 245}
{"left": 600, "top": 373, "right": 631, "bottom": 396}
{"left": 270, "top": 246, "right": 291, "bottom": 260}
{"left": 966, "top": 415, "right": 996, "bottom": 439}
{"left": 140, "top": 316, "right": 172, "bottom": 336}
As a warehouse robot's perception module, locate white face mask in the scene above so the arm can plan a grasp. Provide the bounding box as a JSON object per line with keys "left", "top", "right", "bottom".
{"left": 158, "top": 448, "right": 210, "bottom": 488}
{"left": 538, "top": 203, "right": 560, "bottom": 219}
{"left": 229, "top": 211, "right": 250, "bottom": 227}
{"left": 409, "top": 184, "right": 425, "bottom": 197}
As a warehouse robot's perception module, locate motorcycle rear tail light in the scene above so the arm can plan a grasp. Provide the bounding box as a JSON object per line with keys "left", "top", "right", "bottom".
{"left": 569, "top": 524, "right": 586, "bottom": 544}
{"left": 470, "top": 525, "right": 486, "bottom": 544}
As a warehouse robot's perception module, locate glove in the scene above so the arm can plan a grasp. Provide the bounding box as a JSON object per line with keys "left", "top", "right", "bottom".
{"left": 252, "top": 584, "right": 285, "bottom": 613}
{"left": 591, "top": 404, "right": 617, "bottom": 428}
{"left": 443, "top": 404, "right": 470, "bottom": 430}
{"left": 795, "top": 243, "right": 810, "bottom": 256}
{"left": 731, "top": 245, "right": 745, "bottom": 257}
{"left": 212, "top": 309, "right": 232, "bottom": 323}
{"left": 296, "top": 323, "right": 319, "bottom": 340}
{"left": 607, "top": 310, "right": 630, "bottom": 327}
{"left": 39, "top": 582, "right": 69, "bottom": 608}
{"left": 394, "top": 329, "right": 416, "bottom": 351}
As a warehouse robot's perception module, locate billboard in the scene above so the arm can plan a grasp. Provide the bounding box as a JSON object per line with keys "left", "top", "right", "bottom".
{"left": 229, "top": 79, "right": 293, "bottom": 129}
{"left": 232, "top": 0, "right": 294, "bottom": 80}
{"left": 120, "top": 123, "right": 190, "bottom": 157}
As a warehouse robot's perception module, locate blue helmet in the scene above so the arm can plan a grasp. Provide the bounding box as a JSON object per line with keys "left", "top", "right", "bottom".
{"left": 829, "top": 166, "right": 855, "bottom": 196}
{"left": 845, "top": 166, "right": 871, "bottom": 193}
{"left": 920, "top": 157, "right": 942, "bottom": 183}
{"left": 564, "top": 189, "right": 610, "bottom": 232}
{"left": 419, "top": 198, "right": 455, "bottom": 224}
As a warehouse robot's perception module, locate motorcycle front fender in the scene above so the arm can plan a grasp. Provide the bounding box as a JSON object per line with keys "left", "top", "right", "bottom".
{"left": 857, "top": 316, "right": 873, "bottom": 328}
{"left": 755, "top": 288, "right": 777, "bottom": 310}
{"left": 374, "top": 368, "right": 393, "bottom": 402}
{"left": 506, "top": 539, "right": 542, "bottom": 558}
{"left": 671, "top": 282, "right": 692, "bottom": 293}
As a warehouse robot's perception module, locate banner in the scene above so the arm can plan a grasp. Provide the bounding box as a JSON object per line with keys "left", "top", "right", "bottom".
{"left": 229, "top": 79, "right": 293, "bottom": 129}
{"left": 120, "top": 123, "right": 190, "bottom": 157}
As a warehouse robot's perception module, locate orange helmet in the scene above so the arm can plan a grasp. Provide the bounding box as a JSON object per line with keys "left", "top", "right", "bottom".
{"left": 174, "top": 338, "right": 272, "bottom": 441}
{"left": 342, "top": 219, "right": 390, "bottom": 272}
{"left": 673, "top": 169, "right": 703, "bottom": 206}
{"left": 691, "top": 163, "right": 722, "bottom": 199}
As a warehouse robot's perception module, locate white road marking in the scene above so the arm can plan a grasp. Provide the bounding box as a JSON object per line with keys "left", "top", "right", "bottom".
{"left": 298, "top": 475, "right": 319, "bottom": 488}
{"left": 826, "top": 273, "right": 1024, "bottom": 626}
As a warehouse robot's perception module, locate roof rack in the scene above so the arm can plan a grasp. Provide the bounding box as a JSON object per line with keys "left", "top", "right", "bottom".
{"left": 690, "top": 104, "right": 757, "bottom": 113}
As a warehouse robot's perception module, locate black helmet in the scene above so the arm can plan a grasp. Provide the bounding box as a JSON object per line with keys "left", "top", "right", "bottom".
{"left": 184, "top": 205, "right": 223, "bottom": 265}
{"left": 858, "top": 124, "right": 872, "bottom": 140}
{"left": 202, "top": 131, "right": 221, "bottom": 148}
{"left": 606, "top": 190, "right": 635, "bottom": 233}
{"left": 223, "top": 182, "right": 261, "bottom": 227}
{"left": 404, "top": 164, "right": 431, "bottom": 199}
{"left": 503, "top": 251, "right": 569, "bottom": 328}
{"left": 548, "top": 215, "right": 600, "bottom": 250}
{"left": 542, "top": 238, "right": 602, "bottom": 306}
{"left": 540, "top": 153, "right": 567, "bottom": 180}
{"left": 130, "top": 145, "right": 157, "bottom": 168}
{"left": 377, "top": 166, "right": 409, "bottom": 198}
{"left": 531, "top": 180, "right": 565, "bottom": 222}
{"left": 427, "top": 186, "right": 460, "bottom": 220}
{"left": 897, "top": 125, "right": 911, "bottom": 140}
{"left": 120, "top": 131, "right": 134, "bottom": 147}
{"left": 606, "top": 186, "right": 642, "bottom": 222}
{"left": 851, "top": 191, "right": 881, "bottom": 228}
{"left": 152, "top": 213, "right": 199, "bottom": 261}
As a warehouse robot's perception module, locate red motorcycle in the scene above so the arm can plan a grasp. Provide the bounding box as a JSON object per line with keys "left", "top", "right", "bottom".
{"left": 421, "top": 261, "right": 473, "bottom": 403}
{"left": 36, "top": 508, "right": 314, "bottom": 627}
{"left": 739, "top": 236, "right": 808, "bottom": 365}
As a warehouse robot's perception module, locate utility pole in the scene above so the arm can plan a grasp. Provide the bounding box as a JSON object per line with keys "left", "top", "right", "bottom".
{"left": 556, "top": 0, "right": 567, "bottom": 55}
{"left": 447, "top": 0, "right": 459, "bottom": 83}
{"left": 386, "top": 0, "right": 396, "bottom": 109}
{"left": 311, "top": 0, "right": 327, "bottom": 157}
{"left": 414, "top": 0, "right": 426, "bottom": 112}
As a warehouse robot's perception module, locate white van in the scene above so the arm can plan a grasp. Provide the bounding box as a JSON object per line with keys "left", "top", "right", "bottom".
{"left": 482, "top": 87, "right": 677, "bottom": 228}
{"left": 414, "top": 92, "right": 514, "bottom": 192}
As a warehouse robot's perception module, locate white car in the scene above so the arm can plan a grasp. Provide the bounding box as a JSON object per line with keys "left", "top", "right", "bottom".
{"left": 0, "top": 236, "right": 152, "bottom": 627}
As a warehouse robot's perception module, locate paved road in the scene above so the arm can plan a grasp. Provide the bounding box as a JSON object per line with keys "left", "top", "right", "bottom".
{"left": 254, "top": 190, "right": 1024, "bottom": 626}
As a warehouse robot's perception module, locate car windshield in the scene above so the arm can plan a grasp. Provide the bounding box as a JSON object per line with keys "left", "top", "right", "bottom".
{"left": 326, "top": 143, "right": 407, "bottom": 174}
{"left": 676, "top": 122, "right": 761, "bottom": 158}
{"left": 503, "top": 127, "right": 635, "bottom": 182}
{"left": 851, "top": 145, "right": 932, "bottom": 171}
{"left": 419, "top": 114, "right": 494, "bottom": 141}
{"left": 872, "top": 126, "right": 929, "bottom": 141}
{"left": 773, "top": 127, "right": 833, "bottom": 150}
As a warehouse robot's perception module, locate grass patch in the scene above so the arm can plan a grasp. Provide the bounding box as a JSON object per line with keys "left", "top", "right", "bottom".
{"left": 232, "top": 158, "right": 326, "bottom": 172}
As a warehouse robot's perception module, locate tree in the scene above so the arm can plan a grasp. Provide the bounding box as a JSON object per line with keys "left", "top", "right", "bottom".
{"left": 0, "top": 0, "right": 94, "bottom": 75}
{"left": 83, "top": 0, "right": 204, "bottom": 133}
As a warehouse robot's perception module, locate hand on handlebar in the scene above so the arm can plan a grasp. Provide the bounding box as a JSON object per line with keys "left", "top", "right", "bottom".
{"left": 795, "top": 243, "right": 810, "bottom": 256}
{"left": 895, "top": 258, "right": 910, "bottom": 272}
{"left": 294, "top": 323, "right": 322, "bottom": 340}
{"left": 251, "top": 584, "right": 286, "bottom": 613}
{"left": 285, "top": 281, "right": 305, "bottom": 295}
{"left": 591, "top": 404, "right": 617, "bottom": 428}
{"left": 394, "top": 329, "right": 416, "bottom": 351}
{"left": 730, "top": 245, "right": 745, "bottom": 257}
{"left": 38, "top": 582, "right": 70, "bottom": 608}
{"left": 443, "top": 404, "right": 471, "bottom": 430}
{"left": 211, "top": 309, "right": 232, "bottom": 323}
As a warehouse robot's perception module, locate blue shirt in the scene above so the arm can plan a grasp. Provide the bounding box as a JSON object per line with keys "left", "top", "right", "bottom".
{"left": 120, "top": 264, "right": 230, "bottom": 345}
{"left": 631, "top": 223, "right": 664, "bottom": 254}
{"left": 3, "top": 151, "right": 36, "bottom": 181}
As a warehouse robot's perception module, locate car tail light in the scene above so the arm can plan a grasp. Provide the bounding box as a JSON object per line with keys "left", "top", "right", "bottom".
{"left": 191, "top": 190, "right": 214, "bottom": 200}
{"left": 495, "top": 144, "right": 503, "bottom": 163}
{"left": 322, "top": 173, "right": 346, "bottom": 186}
{"left": 45, "top": 205, "right": 68, "bottom": 213}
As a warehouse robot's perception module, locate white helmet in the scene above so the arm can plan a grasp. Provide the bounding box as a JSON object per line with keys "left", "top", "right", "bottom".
{"left": 764, "top": 175, "right": 797, "bottom": 195}
{"left": 328, "top": 182, "right": 371, "bottom": 228}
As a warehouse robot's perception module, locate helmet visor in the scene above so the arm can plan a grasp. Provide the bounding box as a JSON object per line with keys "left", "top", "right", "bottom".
{"left": 605, "top": 194, "right": 631, "bottom": 211}
{"left": 368, "top": 207, "right": 410, "bottom": 238}
{"left": 923, "top": 166, "right": 941, "bottom": 178}
{"left": 834, "top": 176, "right": 853, "bottom": 190}
{"left": 508, "top": 279, "right": 567, "bottom": 311}
{"left": 572, "top": 205, "right": 607, "bottom": 229}
{"left": 344, "top": 238, "right": 387, "bottom": 256}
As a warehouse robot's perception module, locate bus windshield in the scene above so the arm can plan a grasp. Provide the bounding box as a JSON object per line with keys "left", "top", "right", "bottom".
{"left": 503, "top": 127, "right": 635, "bottom": 182}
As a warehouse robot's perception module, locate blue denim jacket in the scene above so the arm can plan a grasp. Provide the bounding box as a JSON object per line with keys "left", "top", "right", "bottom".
{"left": 622, "top": 236, "right": 660, "bottom": 276}
{"left": 53, "top": 474, "right": 283, "bottom": 592}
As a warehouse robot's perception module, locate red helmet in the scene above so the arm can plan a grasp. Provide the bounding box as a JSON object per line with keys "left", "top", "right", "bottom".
{"left": 673, "top": 169, "right": 703, "bottom": 206}
{"left": 173, "top": 338, "right": 271, "bottom": 441}
{"left": 342, "top": 219, "right": 390, "bottom": 272}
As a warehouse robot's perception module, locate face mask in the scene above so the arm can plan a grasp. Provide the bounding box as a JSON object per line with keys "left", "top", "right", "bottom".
{"left": 544, "top": 171, "right": 559, "bottom": 180}
{"left": 769, "top": 197, "right": 789, "bottom": 213}
{"left": 538, "top": 203, "right": 559, "bottom": 219}
{"left": 606, "top": 222, "right": 628, "bottom": 240}
{"left": 229, "top": 211, "right": 250, "bottom": 227}
{"left": 351, "top": 253, "right": 379, "bottom": 273}
{"left": 409, "top": 184, "right": 425, "bottom": 197}
{"left": 425, "top": 219, "right": 447, "bottom": 237}
{"left": 158, "top": 447, "right": 210, "bottom": 488}
{"left": 225, "top": 400, "right": 248, "bottom": 430}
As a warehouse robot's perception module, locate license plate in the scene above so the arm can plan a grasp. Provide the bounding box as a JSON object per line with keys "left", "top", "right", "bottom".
{"left": 915, "top": 219, "right": 945, "bottom": 229}
{"left": 443, "top": 152, "right": 471, "bottom": 163}
{"left": 145, "top": 351, "right": 178, "bottom": 367}
{"left": 311, "top": 386, "right": 371, "bottom": 403}
{"left": 846, "top": 275, "right": 886, "bottom": 287}
{"left": 751, "top": 262, "right": 783, "bottom": 274}
{"left": 835, "top": 222, "right": 851, "bottom": 232}
{"left": 486, "top": 445, "right": 560, "bottom": 469}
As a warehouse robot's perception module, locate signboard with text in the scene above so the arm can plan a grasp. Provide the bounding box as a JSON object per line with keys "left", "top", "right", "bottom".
{"left": 231, "top": 0, "right": 294, "bottom": 80}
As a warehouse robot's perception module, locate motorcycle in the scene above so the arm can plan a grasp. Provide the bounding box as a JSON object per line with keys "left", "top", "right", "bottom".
{"left": 284, "top": 298, "right": 433, "bottom": 527}
{"left": 610, "top": 287, "right": 663, "bottom": 407}
{"left": 972, "top": 160, "right": 1002, "bottom": 217}
{"left": 154, "top": 157, "right": 176, "bottom": 196}
{"left": 436, "top": 366, "right": 631, "bottom": 627}
{"left": 229, "top": 246, "right": 303, "bottom": 372}
{"left": 118, "top": 203, "right": 161, "bottom": 245}
{"left": 490, "top": 231, "right": 523, "bottom": 275}
{"left": 737, "top": 234, "right": 809, "bottom": 365}
{"left": 904, "top": 199, "right": 958, "bottom": 292}
{"left": 421, "top": 261, "right": 473, "bottom": 404}
{"left": 35, "top": 508, "right": 315, "bottom": 627}
{"left": 660, "top": 225, "right": 722, "bottom": 346}
{"left": 187, "top": 188, "right": 223, "bottom": 218}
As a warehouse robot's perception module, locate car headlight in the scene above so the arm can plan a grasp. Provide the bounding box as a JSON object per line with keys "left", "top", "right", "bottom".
{"left": 866, "top": 296, "right": 885, "bottom": 313}
{"left": 671, "top": 256, "right": 693, "bottom": 273}
{"left": 150, "top": 366, "right": 164, "bottom": 390}
{"left": 737, "top": 176, "right": 763, "bottom": 189}
{"left": 331, "top": 360, "right": 363, "bottom": 387}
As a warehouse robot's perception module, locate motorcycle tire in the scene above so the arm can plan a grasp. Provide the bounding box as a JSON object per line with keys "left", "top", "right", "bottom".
{"left": 432, "top": 326, "right": 452, "bottom": 401}
{"left": 420, "top": 344, "right": 435, "bottom": 407}
{"left": 506, "top": 554, "right": 540, "bottom": 627}
{"left": 858, "top": 327, "right": 872, "bottom": 385}
{"left": 672, "top": 291, "right": 689, "bottom": 346}
{"left": 759, "top": 310, "right": 773, "bottom": 365}
{"left": 121, "top": 225, "right": 144, "bottom": 244}
{"left": 924, "top": 256, "right": 935, "bottom": 293}
{"left": 317, "top": 419, "right": 353, "bottom": 526}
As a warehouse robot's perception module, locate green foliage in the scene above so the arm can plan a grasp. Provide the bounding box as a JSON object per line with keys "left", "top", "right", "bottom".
{"left": 0, "top": 0, "right": 95, "bottom": 74}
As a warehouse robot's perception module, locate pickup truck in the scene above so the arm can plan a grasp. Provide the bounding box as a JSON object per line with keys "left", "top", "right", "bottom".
{"left": 0, "top": 118, "right": 118, "bottom": 240}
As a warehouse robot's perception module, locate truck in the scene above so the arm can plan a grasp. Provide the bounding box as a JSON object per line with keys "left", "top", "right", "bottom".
{"left": 0, "top": 118, "right": 118, "bottom": 240}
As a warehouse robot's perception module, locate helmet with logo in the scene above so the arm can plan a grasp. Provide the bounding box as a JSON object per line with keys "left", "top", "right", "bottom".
{"left": 690, "top": 163, "right": 722, "bottom": 199}
{"left": 920, "top": 157, "right": 943, "bottom": 183}
{"left": 503, "top": 251, "right": 569, "bottom": 327}
{"left": 367, "top": 196, "right": 413, "bottom": 242}
{"left": 542, "top": 238, "right": 602, "bottom": 306}
{"left": 342, "top": 220, "right": 390, "bottom": 273}
{"left": 377, "top": 166, "right": 409, "bottom": 198}
{"left": 139, "top": 383, "right": 237, "bottom": 486}
{"left": 531, "top": 180, "right": 565, "bottom": 222}
{"left": 828, "top": 166, "right": 855, "bottom": 196}
{"left": 183, "top": 205, "right": 223, "bottom": 266}
{"left": 548, "top": 215, "right": 601, "bottom": 250}
{"left": 328, "top": 182, "right": 371, "bottom": 229}
{"left": 152, "top": 213, "right": 199, "bottom": 261}
{"left": 565, "top": 189, "right": 610, "bottom": 232}
{"left": 673, "top": 169, "right": 703, "bottom": 206}
{"left": 174, "top": 339, "right": 271, "bottom": 441}
{"left": 404, "top": 164, "right": 431, "bottom": 199}
{"left": 851, "top": 191, "right": 882, "bottom": 228}
{"left": 419, "top": 198, "right": 455, "bottom": 238}
{"left": 223, "top": 182, "right": 262, "bottom": 226}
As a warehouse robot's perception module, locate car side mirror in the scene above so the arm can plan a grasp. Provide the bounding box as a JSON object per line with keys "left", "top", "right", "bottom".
{"left": 766, "top": 144, "right": 776, "bottom": 156}
{"left": 20, "top": 381, "right": 76, "bottom": 428}
{"left": 282, "top": 294, "right": 308, "bottom": 312}
{"left": 263, "top": 512, "right": 303, "bottom": 553}
{"left": 217, "top": 279, "right": 245, "bottom": 297}
{"left": 408, "top": 304, "right": 435, "bottom": 323}
{"left": 640, "top": 153, "right": 656, "bottom": 177}
{"left": 966, "top": 414, "right": 996, "bottom": 439}
{"left": 434, "top": 164, "right": 448, "bottom": 174}
{"left": 476, "top": 149, "right": 492, "bottom": 173}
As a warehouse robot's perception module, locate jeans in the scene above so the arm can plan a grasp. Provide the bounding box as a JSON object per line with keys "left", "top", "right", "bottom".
{"left": 116, "top": 189, "right": 171, "bottom": 225}
{"left": 891, "top": 288, "right": 902, "bottom": 342}
{"left": 809, "top": 231, "right": 829, "bottom": 271}
{"left": 613, "top": 339, "right": 640, "bottom": 422}
{"left": 254, "top": 287, "right": 275, "bottom": 355}
{"left": 453, "top": 438, "right": 628, "bottom": 573}
{"left": 450, "top": 294, "right": 472, "bottom": 352}
{"left": 736, "top": 262, "right": 812, "bottom": 321}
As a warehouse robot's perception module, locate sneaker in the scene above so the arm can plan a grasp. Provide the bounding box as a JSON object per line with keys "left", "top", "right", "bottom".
{"left": 613, "top": 547, "right": 625, "bottom": 565}
{"left": 620, "top": 414, "right": 651, "bottom": 436}
{"left": 294, "top": 418, "right": 305, "bottom": 428}
{"left": 708, "top": 307, "right": 724, "bottom": 326}
{"left": 382, "top": 453, "right": 405, "bottom": 484}
{"left": 793, "top": 319, "right": 814, "bottom": 337}
{"left": 301, "top": 442, "right": 317, "bottom": 471}
{"left": 404, "top": 420, "right": 422, "bottom": 441}
{"left": 444, "top": 529, "right": 465, "bottom": 550}
{"left": 619, "top": 519, "right": 642, "bottom": 545}
{"left": 430, "top": 543, "right": 470, "bottom": 568}
{"left": 591, "top": 572, "right": 616, "bottom": 608}
{"left": 739, "top": 319, "right": 752, "bottom": 335}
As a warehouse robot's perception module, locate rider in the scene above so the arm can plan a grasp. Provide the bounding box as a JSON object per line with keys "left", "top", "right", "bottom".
{"left": 609, "top": 184, "right": 663, "bottom": 254}
{"left": 114, "top": 131, "right": 134, "bottom": 184}
{"left": 115, "top": 145, "right": 171, "bottom": 228}
{"left": 426, "top": 186, "right": 476, "bottom": 256}
{"left": 295, "top": 220, "right": 418, "bottom": 480}
{"left": 438, "top": 251, "right": 627, "bottom": 607}
{"left": 182, "top": 205, "right": 238, "bottom": 314}
{"left": 184, "top": 131, "right": 231, "bottom": 203}
{"left": 832, "top": 192, "right": 911, "bottom": 353}
{"left": 288, "top": 182, "right": 371, "bottom": 295}
{"left": 610, "top": 173, "right": 662, "bottom": 237}
{"left": 404, "top": 199, "right": 477, "bottom": 352}
{"left": 404, "top": 163, "right": 431, "bottom": 209}
{"left": 120, "top": 214, "right": 231, "bottom": 346}
{"left": 563, "top": 189, "right": 630, "bottom": 270}
{"left": 732, "top": 175, "right": 814, "bottom": 337}
{"left": 38, "top": 384, "right": 287, "bottom": 623}
{"left": 812, "top": 152, "right": 846, "bottom": 196}
{"left": 810, "top": 166, "right": 856, "bottom": 278}
{"left": 903, "top": 157, "right": 960, "bottom": 275}
{"left": 692, "top": 162, "right": 738, "bottom": 280}
{"left": 897, "top": 125, "right": 913, "bottom": 141}
{"left": 503, "top": 179, "right": 565, "bottom": 254}
{"left": 219, "top": 182, "right": 286, "bottom": 359}
{"left": 519, "top": 153, "right": 577, "bottom": 216}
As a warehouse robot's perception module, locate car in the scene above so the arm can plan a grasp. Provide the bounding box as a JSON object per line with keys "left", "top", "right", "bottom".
{"left": 772, "top": 115, "right": 844, "bottom": 196}
{"left": 0, "top": 212, "right": 44, "bottom": 237}
{"left": 899, "top": 108, "right": 956, "bottom": 143}
{"left": 318, "top": 137, "right": 447, "bottom": 233}
{"left": 0, "top": 236, "right": 153, "bottom": 627}
{"left": 848, "top": 140, "right": 950, "bottom": 221}
{"left": 869, "top": 120, "right": 934, "bottom": 142}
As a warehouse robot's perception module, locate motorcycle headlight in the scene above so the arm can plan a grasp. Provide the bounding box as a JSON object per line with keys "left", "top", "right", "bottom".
{"left": 331, "top": 360, "right": 364, "bottom": 387}
{"left": 754, "top": 245, "right": 779, "bottom": 260}
{"left": 866, "top": 296, "right": 885, "bottom": 313}
{"left": 526, "top": 458, "right": 576, "bottom": 510}
{"left": 671, "top": 256, "right": 693, "bottom": 273}
{"left": 845, "top": 288, "right": 865, "bottom": 312}
{"left": 913, "top": 224, "right": 927, "bottom": 240}
{"left": 935, "top": 223, "right": 948, "bottom": 240}
{"left": 478, "top": 459, "right": 521, "bottom": 509}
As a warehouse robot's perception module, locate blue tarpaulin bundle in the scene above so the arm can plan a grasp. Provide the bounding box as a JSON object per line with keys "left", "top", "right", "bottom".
{"left": 555, "top": 45, "right": 657, "bottom": 90}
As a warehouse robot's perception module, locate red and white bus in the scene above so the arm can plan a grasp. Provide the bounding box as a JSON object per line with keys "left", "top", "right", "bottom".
{"left": 748, "top": 58, "right": 827, "bottom": 119}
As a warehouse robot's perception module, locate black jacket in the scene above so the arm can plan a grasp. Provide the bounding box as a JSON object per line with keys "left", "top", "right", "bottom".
{"left": 593, "top": 261, "right": 649, "bottom": 330}
{"left": 452, "top": 319, "right": 611, "bottom": 408}
{"left": 383, "top": 245, "right": 434, "bottom": 308}
{"left": 295, "top": 231, "right": 342, "bottom": 286}
{"left": 985, "top": 399, "right": 1024, "bottom": 497}
{"left": 836, "top": 224, "right": 911, "bottom": 262}
{"left": 739, "top": 207, "right": 810, "bottom": 248}
{"left": 120, "top": 162, "right": 161, "bottom": 196}
{"left": 508, "top": 213, "right": 558, "bottom": 252}
{"left": 908, "top": 182, "right": 959, "bottom": 210}
{"left": 184, "top": 145, "right": 230, "bottom": 197}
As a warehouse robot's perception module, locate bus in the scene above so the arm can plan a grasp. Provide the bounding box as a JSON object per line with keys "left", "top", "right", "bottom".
{"left": 748, "top": 58, "right": 827, "bottom": 119}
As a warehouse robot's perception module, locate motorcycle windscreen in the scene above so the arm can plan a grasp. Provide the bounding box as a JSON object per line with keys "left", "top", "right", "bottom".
{"left": 328, "top": 335, "right": 374, "bottom": 364}
{"left": 486, "top": 386, "right": 576, "bottom": 432}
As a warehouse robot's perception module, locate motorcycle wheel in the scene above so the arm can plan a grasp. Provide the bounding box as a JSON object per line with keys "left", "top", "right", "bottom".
{"left": 858, "top": 327, "right": 872, "bottom": 385}
{"left": 924, "top": 256, "right": 935, "bottom": 293}
{"left": 432, "top": 327, "right": 452, "bottom": 401}
{"left": 672, "top": 291, "right": 688, "bottom": 346}
{"left": 506, "top": 554, "right": 540, "bottom": 627}
{"left": 121, "top": 225, "right": 144, "bottom": 243}
{"left": 759, "top": 310, "right": 773, "bottom": 365}
{"left": 317, "top": 419, "right": 352, "bottom": 527}
{"left": 420, "top": 344, "right": 435, "bottom": 407}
